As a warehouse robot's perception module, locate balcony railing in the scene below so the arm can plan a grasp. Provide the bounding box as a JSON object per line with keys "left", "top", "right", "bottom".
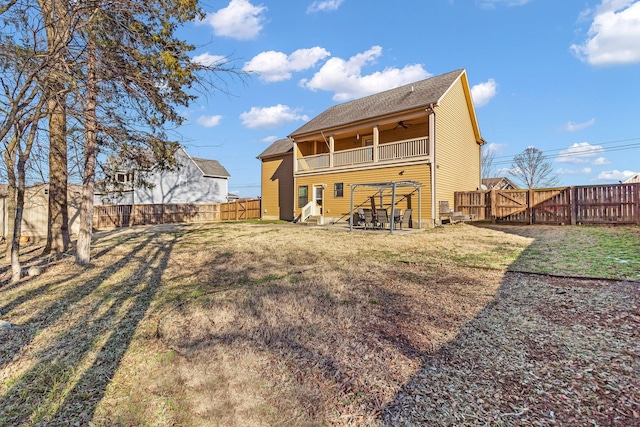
{"left": 296, "top": 137, "right": 429, "bottom": 172}
{"left": 334, "top": 146, "right": 373, "bottom": 167}
{"left": 298, "top": 153, "right": 329, "bottom": 171}
{"left": 379, "top": 137, "right": 429, "bottom": 161}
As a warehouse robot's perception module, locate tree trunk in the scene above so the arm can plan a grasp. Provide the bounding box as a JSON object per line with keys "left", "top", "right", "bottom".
{"left": 39, "top": 0, "right": 72, "bottom": 255}
{"left": 4, "top": 137, "right": 17, "bottom": 262}
{"left": 43, "top": 93, "right": 71, "bottom": 254}
{"left": 76, "top": 36, "right": 97, "bottom": 265}
{"left": 4, "top": 161, "right": 17, "bottom": 268}
{"left": 11, "top": 186, "right": 25, "bottom": 283}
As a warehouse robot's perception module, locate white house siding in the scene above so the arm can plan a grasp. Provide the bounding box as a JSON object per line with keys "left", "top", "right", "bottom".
{"left": 133, "top": 149, "right": 228, "bottom": 204}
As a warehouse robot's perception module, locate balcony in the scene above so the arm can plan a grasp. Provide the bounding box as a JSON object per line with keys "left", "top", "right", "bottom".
{"left": 296, "top": 137, "right": 429, "bottom": 173}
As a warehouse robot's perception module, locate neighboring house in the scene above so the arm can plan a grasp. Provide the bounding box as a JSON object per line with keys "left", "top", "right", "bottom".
{"left": 0, "top": 183, "right": 82, "bottom": 240}
{"left": 259, "top": 69, "right": 485, "bottom": 226}
{"left": 95, "top": 147, "right": 231, "bottom": 205}
{"left": 624, "top": 172, "right": 640, "bottom": 184}
{"left": 257, "top": 138, "right": 294, "bottom": 221}
{"left": 482, "top": 177, "right": 519, "bottom": 190}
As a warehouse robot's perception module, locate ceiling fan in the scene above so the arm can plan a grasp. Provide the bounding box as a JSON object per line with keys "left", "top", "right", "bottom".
{"left": 394, "top": 121, "right": 412, "bottom": 129}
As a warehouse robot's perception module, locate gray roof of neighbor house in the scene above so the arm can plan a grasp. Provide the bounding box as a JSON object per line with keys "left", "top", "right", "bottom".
{"left": 289, "top": 69, "right": 465, "bottom": 137}
{"left": 257, "top": 138, "right": 294, "bottom": 159}
{"left": 482, "top": 177, "right": 519, "bottom": 189}
{"left": 623, "top": 172, "right": 640, "bottom": 183}
{"left": 192, "top": 158, "right": 230, "bottom": 178}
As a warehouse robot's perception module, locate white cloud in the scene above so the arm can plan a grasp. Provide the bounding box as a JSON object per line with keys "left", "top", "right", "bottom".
{"left": 596, "top": 169, "right": 637, "bottom": 181}
{"left": 483, "top": 142, "right": 507, "bottom": 155}
{"left": 261, "top": 135, "right": 279, "bottom": 143}
{"left": 244, "top": 47, "right": 330, "bottom": 82}
{"left": 192, "top": 53, "right": 227, "bottom": 67}
{"left": 203, "top": 0, "right": 267, "bottom": 40}
{"left": 563, "top": 118, "right": 596, "bottom": 132}
{"left": 556, "top": 142, "right": 605, "bottom": 164}
{"left": 571, "top": 0, "right": 640, "bottom": 66}
{"left": 300, "top": 46, "right": 430, "bottom": 101}
{"left": 477, "top": 0, "right": 532, "bottom": 9}
{"left": 307, "top": 0, "right": 344, "bottom": 13}
{"left": 593, "top": 157, "right": 611, "bottom": 165}
{"left": 557, "top": 167, "right": 592, "bottom": 175}
{"left": 496, "top": 167, "right": 513, "bottom": 176}
{"left": 196, "top": 115, "right": 223, "bottom": 127}
{"left": 471, "top": 79, "right": 497, "bottom": 107}
{"left": 240, "top": 104, "right": 309, "bottom": 129}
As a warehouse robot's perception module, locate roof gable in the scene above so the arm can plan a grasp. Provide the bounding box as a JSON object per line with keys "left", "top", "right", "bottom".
{"left": 257, "top": 138, "right": 294, "bottom": 159}
{"left": 191, "top": 157, "right": 230, "bottom": 178}
{"left": 482, "top": 177, "right": 519, "bottom": 190}
{"left": 289, "top": 69, "right": 465, "bottom": 137}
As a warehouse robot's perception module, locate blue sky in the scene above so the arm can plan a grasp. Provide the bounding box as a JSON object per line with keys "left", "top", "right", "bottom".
{"left": 175, "top": 0, "right": 640, "bottom": 197}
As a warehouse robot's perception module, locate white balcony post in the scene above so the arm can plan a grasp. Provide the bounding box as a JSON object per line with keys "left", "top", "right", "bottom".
{"left": 329, "top": 136, "right": 334, "bottom": 168}
{"left": 293, "top": 140, "right": 298, "bottom": 173}
{"left": 373, "top": 126, "right": 379, "bottom": 163}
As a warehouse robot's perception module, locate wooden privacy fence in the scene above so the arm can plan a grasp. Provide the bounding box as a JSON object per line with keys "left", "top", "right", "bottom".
{"left": 455, "top": 183, "right": 640, "bottom": 225}
{"left": 93, "top": 199, "right": 261, "bottom": 229}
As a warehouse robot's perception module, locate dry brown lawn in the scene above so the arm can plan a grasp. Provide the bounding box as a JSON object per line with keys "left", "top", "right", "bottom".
{"left": 0, "top": 222, "right": 638, "bottom": 426}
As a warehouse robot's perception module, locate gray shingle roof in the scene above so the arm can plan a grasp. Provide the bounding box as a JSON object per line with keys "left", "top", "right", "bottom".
{"left": 192, "top": 158, "right": 230, "bottom": 178}
{"left": 289, "top": 69, "right": 465, "bottom": 137}
{"left": 482, "top": 177, "right": 519, "bottom": 190}
{"left": 257, "top": 138, "right": 294, "bottom": 159}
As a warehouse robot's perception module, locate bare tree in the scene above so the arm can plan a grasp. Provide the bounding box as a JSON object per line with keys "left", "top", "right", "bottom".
{"left": 1, "top": 2, "right": 53, "bottom": 280}
{"left": 509, "top": 146, "right": 559, "bottom": 189}
{"left": 481, "top": 145, "right": 496, "bottom": 179}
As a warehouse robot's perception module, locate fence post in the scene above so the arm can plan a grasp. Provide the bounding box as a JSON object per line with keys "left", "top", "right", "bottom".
{"left": 528, "top": 189, "right": 534, "bottom": 225}
{"left": 635, "top": 183, "right": 640, "bottom": 225}
{"left": 490, "top": 189, "right": 496, "bottom": 223}
{"left": 570, "top": 186, "right": 577, "bottom": 225}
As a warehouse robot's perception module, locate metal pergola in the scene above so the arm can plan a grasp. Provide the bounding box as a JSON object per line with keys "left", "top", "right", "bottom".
{"left": 349, "top": 181, "right": 422, "bottom": 233}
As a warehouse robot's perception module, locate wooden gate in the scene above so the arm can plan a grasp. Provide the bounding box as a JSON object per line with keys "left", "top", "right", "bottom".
{"left": 455, "top": 183, "right": 640, "bottom": 225}
{"left": 220, "top": 199, "right": 261, "bottom": 220}
{"left": 531, "top": 189, "right": 571, "bottom": 224}
{"left": 491, "top": 190, "right": 529, "bottom": 222}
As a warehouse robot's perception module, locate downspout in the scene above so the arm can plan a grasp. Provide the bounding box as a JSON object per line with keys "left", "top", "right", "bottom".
{"left": 428, "top": 104, "right": 436, "bottom": 227}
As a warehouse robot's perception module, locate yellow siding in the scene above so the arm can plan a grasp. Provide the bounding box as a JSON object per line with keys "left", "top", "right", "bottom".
{"left": 261, "top": 155, "right": 294, "bottom": 220}
{"left": 379, "top": 123, "right": 428, "bottom": 143}
{"left": 295, "top": 163, "right": 432, "bottom": 225}
{"left": 435, "top": 77, "right": 482, "bottom": 217}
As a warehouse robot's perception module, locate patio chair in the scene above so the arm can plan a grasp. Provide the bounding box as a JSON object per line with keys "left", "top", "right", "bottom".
{"left": 376, "top": 209, "right": 389, "bottom": 229}
{"left": 439, "top": 201, "right": 455, "bottom": 224}
{"left": 392, "top": 208, "right": 402, "bottom": 227}
{"left": 353, "top": 208, "right": 365, "bottom": 227}
{"left": 399, "top": 208, "right": 412, "bottom": 229}
{"left": 363, "top": 209, "right": 374, "bottom": 229}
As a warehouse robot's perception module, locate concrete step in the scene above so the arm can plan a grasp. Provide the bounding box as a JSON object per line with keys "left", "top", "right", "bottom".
{"left": 299, "top": 215, "right": 322, "bottom": 226}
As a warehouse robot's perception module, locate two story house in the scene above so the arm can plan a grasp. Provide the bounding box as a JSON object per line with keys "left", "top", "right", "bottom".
{"left": 259, "top": 68, "right": 485, "bottom": 227}
{"left": 95, "top": 146, "right": 231, "bottom": 206}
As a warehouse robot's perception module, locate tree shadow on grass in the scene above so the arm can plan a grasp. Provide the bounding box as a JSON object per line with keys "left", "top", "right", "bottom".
{"left": 0, "top": 230, "right": 149, "bottom": 321}
{"left": 146, "top": 246, "right": 499, "bottom": 425}
{"left": 0, "top": 229, "right": 177, "bottom": 426}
